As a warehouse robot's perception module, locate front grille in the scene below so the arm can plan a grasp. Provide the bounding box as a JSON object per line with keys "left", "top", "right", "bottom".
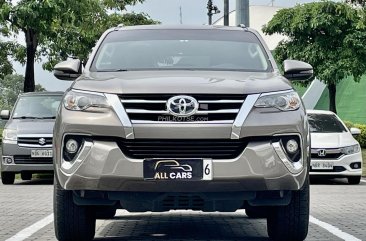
{"left": 120, "top": 94, "right": 246, "bottom": 123}
{"left": 117, "top": 139, "right": 248, "bottom": 159}
{"left": 161, "top": 195, "right": 205, "bottom": 210}
{"left": 18, "top": 137, "right": 52, "bottom": 147}
{"left": 311, "top": 153, "right": 344, "bottom": 159}
{"left": 13, "top": 155, "right": 53, "bottom": 164}
{"left": 310, "top": 166, "right": 346, "bottom": 172}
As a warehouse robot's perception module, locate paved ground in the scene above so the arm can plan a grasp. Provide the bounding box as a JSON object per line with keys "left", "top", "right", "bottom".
{"left": 0, "top": 178, "right": 365, "bottom": 241}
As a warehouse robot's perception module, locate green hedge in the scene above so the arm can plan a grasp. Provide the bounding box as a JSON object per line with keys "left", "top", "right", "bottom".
{"left": 344, "top": 121, "right": 366, "bottom": 148}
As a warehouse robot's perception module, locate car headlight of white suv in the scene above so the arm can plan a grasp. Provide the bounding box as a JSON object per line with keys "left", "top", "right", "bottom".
{"left": 2, "top": 129, "right": 17, "bottom": 141}
{"left": 341, "top": 144, "right": 361, "bottom": 155}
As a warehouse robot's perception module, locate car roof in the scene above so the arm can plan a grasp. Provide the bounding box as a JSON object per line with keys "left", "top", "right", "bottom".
{"left": 19, "top": 91, "right": 64, "bottom": 97}
{"left": 307, "top": 109, "right": 337, "bottom": 115}
{"left": 115, "top": 24, "right": 254, "bottom": 33}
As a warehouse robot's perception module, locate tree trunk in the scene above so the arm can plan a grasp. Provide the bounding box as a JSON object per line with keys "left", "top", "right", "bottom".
{"left": 24, "top": 28, "right": 38, "bottom": 92}
{"left": 328, "top": 83, "right": 337, "bottom": 114}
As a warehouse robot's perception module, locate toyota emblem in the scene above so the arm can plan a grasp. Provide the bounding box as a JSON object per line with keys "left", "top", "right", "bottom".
{"left": 167, "top": 96, "right": 199, "bottom": 117}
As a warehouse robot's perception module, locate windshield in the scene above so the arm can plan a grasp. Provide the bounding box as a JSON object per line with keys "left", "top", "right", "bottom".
{"left": 12, "top": 95, "right": 62, "bottom": 119}
{"left": 91, "top": 29, "right": 271, "bottom": 72}
{"left": 308, "top": 114, "right": 347, "bottom": 133}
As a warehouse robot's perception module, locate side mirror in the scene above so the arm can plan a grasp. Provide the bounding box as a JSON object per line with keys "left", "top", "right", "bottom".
{"left": 283, "top": 60, "right": 314, "bottom": 81}
{"left": 54, "top": 59, "right": 82, "bottom": 81}
{"left": 350, "top": 127, "right": 361, "bottom": 136}
{"left": 0, "top": 110, "right": 10, "bottom": 120}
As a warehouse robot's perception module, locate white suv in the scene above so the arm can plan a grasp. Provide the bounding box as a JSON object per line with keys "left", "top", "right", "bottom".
{"left": 308, "top": 110, "right": 362, "bottom": 184}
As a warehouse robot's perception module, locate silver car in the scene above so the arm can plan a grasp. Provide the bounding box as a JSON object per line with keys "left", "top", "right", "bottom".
{"left": 53, "top": 25, "right": 313, "bottom": 241}
{"left": 1, "top": 92, "right": 63, "bottom": 184}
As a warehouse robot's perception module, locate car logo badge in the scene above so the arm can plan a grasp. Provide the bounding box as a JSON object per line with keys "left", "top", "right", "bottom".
{"left": 167, "top": 95, "right": 199, "bottom": 117}
{"left": 39, "top": 138, "right": 46, "bottom": 145}
{"left": 318, "top": 149, "right": 327, "bottom": 157}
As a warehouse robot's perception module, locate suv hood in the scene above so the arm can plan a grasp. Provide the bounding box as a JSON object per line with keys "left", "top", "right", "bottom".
{"left": 72, "top": 71, "right": 292, "bottom": 95}
{"left": 311, "top": 132, "right": 358, "bottom": 149}
{"left": 5, "top": 119, "right": 55, "bottom": 135}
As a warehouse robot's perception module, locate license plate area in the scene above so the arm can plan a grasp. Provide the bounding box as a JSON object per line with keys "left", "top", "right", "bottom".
{"left": 31, "top": 150, "right": 53, "bottom": 158}
{"left": 311, "top": 161, "right": 334, "bottom": 170}
{"left": 144, "top": 159, "right": 212, "bottom": 181}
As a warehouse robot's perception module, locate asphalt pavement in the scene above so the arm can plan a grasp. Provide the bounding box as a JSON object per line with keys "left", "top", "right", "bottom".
{"left": 0, "top": 177, "right": 365, "bottom": 241}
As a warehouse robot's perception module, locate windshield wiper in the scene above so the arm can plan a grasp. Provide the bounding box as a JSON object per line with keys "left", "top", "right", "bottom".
{"left": 13, "top": 116, "right": 56, "bottom": 119}
{"left": 97, "top": 69, "right": 129, "bottom": 72}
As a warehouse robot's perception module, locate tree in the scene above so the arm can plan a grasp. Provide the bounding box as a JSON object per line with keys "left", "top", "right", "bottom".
{"left": 0, "top": 74, "right": 45, "bottom": 111}
{"left": 0, "top": 0, "right": 157, "bottom": 92}
{"left": 263, "top": 1, "right": 366, "bottom": 113}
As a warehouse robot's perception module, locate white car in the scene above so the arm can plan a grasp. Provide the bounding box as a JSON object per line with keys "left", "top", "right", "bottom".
{"left": 307, "top": 110, "right": 363, "bottom": 184}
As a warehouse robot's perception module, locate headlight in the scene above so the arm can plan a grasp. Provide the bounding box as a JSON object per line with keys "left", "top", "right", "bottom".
{"left": 3, "top": 129, "right": 17, "bottom": 141}
{"left": 64, "top": 90, "right": 110, "bottom": 111}
{"left": 341, "top": 144, "right": 360, "bottom": 155}
{"left": 254, "top": 91, "right": 301, "bottom": 111}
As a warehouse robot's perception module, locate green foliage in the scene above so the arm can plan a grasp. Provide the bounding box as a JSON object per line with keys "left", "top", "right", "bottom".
{"left": 344, "top": 121, "right": 366, "bottom": 148}
{"left": 0, "top": 0, "right": 158, "bottom": 90}
{"left": 263, "top": 1, "right": 366, "bottom": 86}
{"left": 0, "top": 74, "right": 45, "bottom": 111}
{"left": 0, "top": 41, "right": 13, "bottom": 78}
{"left": 263, "top": 1, "right": 366, "bottom": 113}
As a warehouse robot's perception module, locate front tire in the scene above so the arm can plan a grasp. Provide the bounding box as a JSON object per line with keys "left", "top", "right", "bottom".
{"left": 348, "top": 176, "right": 361, "bottom": 185}
{"left": 267, "top": 179, "right": 309, "bottom": 241}
{"left": 1, "top": 172, "right": 15, "bottom": 185}
{"left": 54, "top": 179, "right": 96, "bottom": 241}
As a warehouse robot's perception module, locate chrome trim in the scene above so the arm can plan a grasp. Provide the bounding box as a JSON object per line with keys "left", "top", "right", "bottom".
{"left": 272, "top": 142, "right": 303, "bottom": 174}
{"left": 121, "top": 100, "right": 167, "bottom": 104}
{"left": 61, "top": 140, "right": 93, "bottom": 174}
{"left": 131, "top": 120, "right": 234, "bottom": 124}
{"left": 18, "top": 144, "right": 52, "bottom": 148}
{"left": 199, "top": 100, "right": 245, "bottom": 104}
{"left": 231, "top": 94, "right": 260, "bottom": 139}
{"left": 105, "top": 94, "right": 135, "bottom": 139}
{"left": 71, "top": 89, "right": 105, "bottom": 96}
{"left": 126, "top": 109, "right": 240, "bottom": 114}
{"left": 259, "top": 89, "right": 294, "bottom": 97}
{"left": 17, "top": 134, "right": 53, "bottom": 138}
{"left": 126, "top": 109, "right": 169, "bottom": 114}
{"left": 311, "top": 148, "right": 342, "bottom": 154}
{"left": 272, "top": 133, "right": 304, "bottom": 174}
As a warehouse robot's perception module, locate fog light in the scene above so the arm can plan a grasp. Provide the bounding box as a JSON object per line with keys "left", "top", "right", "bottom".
{"left": 65, "top": 139, "right": 79, "bottom": 154}
{"left": 286, "top": 139, "right": 299, "bottom": 154}
{"left": 2, "top": 157, "right": 14, "bottom": 165}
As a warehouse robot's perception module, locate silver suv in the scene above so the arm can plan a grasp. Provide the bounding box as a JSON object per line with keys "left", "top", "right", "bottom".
{"left": 1, "top": 92, "right": 63, "bottom": 184}
{"left": 53, "top": 25, "right": 313, "bottom": 241}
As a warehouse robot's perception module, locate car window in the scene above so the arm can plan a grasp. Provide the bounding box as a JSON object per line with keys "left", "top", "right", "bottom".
{"left": 308, "top": 114, "right": 347, "bottom": 133}
{"left": 12, "top": 95, "right": 62, "bottom": 119}
{"left": 91, "top": 29, "right": 271, "bottom": 72}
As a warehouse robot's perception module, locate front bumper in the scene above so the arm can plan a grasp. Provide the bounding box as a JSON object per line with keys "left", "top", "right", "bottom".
{"left": 1, "top": 140, "right": 54, "bottom": 173}
{"left": 310, "top": 152, "right": 362, "bottom": 177}
{"left": 55, "top": 138, "right": 308, "bottom": 192}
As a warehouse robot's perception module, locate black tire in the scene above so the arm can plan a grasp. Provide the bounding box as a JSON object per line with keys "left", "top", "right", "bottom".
{"left": 246, "top": 206, "right": 268, "bottom": 219}
{"left": 54, "top": 179, "right": 96, "bottom": 241}
{"left": 95, "top": 206, "right": 117, "bottom": 219}
{"left": 1, "top": 172, "right": 15, "bottom": 185}
{"left": 267, "top": 179, "right": 310, "bottom": 241}
{"left": 21, "top": 172, "right": 32, "bottom": 181}
{"left": 348, "top": 176, "right": 361, "bottom": 185}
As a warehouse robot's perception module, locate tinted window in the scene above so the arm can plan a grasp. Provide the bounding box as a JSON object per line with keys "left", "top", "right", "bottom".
{"left": 308, "top": 114, "right": 347, "bottom": 133}
{"left": 12, "top": 95, "right": 62, "bottom": 119}
{"left": 91, "top": 29, "right": 271, "bottom": 72}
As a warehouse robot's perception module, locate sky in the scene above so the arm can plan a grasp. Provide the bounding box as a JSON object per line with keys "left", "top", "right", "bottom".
{"left": 13, "top": 0, "right": 321, "bottom": 91}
